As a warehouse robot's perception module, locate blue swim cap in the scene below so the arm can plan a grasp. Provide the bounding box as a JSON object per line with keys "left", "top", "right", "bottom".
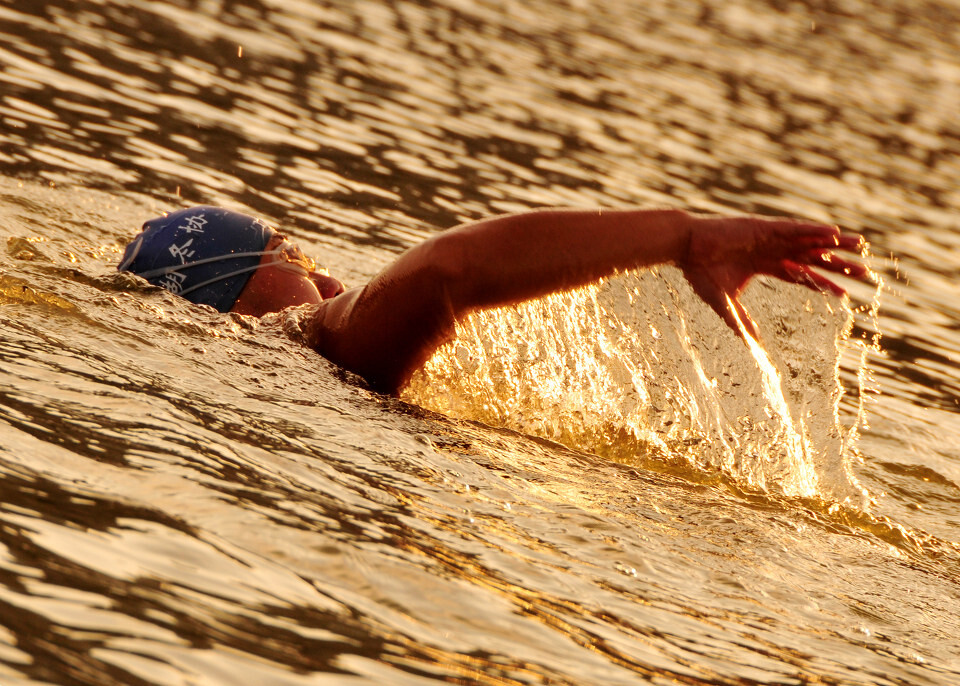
{"left": 119, "top": 206, "right": 273, "bottom": 312}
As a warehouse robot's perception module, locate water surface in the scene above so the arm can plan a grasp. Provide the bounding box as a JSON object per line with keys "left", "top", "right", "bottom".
{"left": 1, "top": 0, "right": 960, "bottom": 684}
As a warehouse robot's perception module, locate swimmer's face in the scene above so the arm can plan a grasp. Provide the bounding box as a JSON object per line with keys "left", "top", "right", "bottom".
{"left": 230, "top": 233, "right": 345, "bottom": 317}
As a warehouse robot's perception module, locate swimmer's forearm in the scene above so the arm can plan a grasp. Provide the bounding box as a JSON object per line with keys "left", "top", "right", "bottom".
{"left": 432, "top": 208, "right": 694, "bottom": 311}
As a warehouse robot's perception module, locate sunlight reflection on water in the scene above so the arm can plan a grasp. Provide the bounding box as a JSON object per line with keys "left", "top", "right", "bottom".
{"left": 1, "top": 0, "right": 960, "bottom": 683}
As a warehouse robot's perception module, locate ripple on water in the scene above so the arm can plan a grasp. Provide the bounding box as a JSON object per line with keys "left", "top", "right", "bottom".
{"left": 2, "top": 0, "right": 960, "bottom": 684}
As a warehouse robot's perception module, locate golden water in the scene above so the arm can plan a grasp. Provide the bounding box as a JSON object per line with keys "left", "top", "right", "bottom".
{"left": 1, "top": 0, "right": 960, "bottom": 684}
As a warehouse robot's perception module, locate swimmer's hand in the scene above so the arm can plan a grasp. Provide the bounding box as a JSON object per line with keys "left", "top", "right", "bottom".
{"left": 679, "top": 216, "right": 867, "bottom": 340}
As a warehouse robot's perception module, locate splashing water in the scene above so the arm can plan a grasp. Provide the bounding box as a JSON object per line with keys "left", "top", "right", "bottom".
{"left": 405, "top": 267, "right": 877, "bottom": 503}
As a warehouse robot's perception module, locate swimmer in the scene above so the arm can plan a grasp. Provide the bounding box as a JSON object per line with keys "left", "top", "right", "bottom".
{"left": 119, "top": 206, "right": 867, "bottom": 393}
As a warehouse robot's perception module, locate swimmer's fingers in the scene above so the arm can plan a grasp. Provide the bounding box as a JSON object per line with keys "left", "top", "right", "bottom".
{"left": 777, "top": 260, "right": 847, "bottom": 297}
{"left": 772, "top": 220, "right": 842, "bottom": 245}
{"left": 773, "top": 223, "right": 864, "bottom": 254}
{"left": 835, "top": 234, "right": 866, "bottom": 253}
{"left": 796, "top": 248, "right": 869, "bottom": 279}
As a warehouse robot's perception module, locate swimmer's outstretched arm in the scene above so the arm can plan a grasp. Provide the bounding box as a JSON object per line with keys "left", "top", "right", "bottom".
{"left": 306, "top": 209, "right": 865, "bottom": 393}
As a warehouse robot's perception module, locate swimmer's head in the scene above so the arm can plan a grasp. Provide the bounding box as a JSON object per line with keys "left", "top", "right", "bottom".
{"left": 118, "top": 206, "right": 273, "bottom": 312}
{"left": 120, "top": 206, "right": 345, "bottom": 316}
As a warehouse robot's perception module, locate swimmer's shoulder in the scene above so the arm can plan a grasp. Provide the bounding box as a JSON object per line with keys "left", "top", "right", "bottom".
{"left": 300, "top": 283, "right": 421, "bottom": 393}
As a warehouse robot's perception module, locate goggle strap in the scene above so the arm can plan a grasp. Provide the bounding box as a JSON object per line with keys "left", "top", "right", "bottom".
{"left": 133, "top": 249, "right": 285, "bottom": 280}
{"left": 171, "top": 259, "right": 313, "bottom": 299}
{"left": 178, "top": 263, "right": 268, "bottom": 297}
